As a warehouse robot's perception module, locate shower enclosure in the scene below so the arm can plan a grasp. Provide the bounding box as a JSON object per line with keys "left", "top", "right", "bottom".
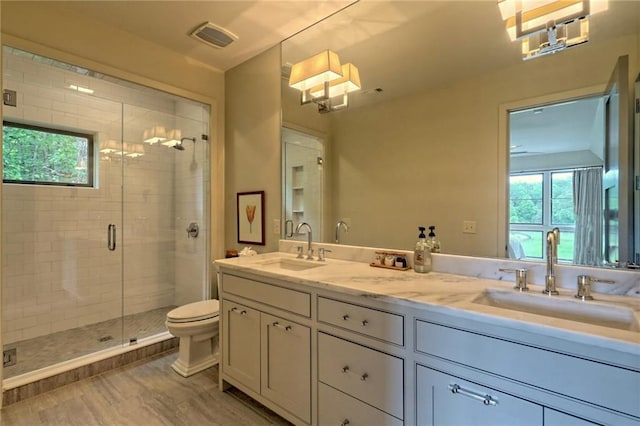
{"left": 1, "top": 47, "right": 210, "bottom": 380}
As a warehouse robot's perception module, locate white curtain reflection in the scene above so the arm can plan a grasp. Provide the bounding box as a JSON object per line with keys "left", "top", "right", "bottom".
{"left": 573, "top": 167, "right": 603, "bottom": 265}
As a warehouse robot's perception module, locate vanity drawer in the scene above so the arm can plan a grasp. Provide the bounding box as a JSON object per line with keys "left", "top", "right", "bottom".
{"left": 222, "top": 274, "right": 310, "bottom": 317}
{"left": 415, "top": 320, "right": 640, "bottom": 418}
{"left": 318, "top": 297, "right": 404, "bottom": 345}
{"left": 318, "top": 382, "right": 403, "bottom": 426}
{"left": 318, "top": 332, "right": 404, "bottom": 419}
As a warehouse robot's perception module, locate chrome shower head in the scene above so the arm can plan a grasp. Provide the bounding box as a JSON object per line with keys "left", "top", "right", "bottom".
{"left": 173, "top": 137, "right": 196, "bottom": 151}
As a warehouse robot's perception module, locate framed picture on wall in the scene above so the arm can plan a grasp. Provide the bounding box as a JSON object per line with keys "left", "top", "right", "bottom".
{"left": 237, "top": 191, "right": 265, "bottom": 245}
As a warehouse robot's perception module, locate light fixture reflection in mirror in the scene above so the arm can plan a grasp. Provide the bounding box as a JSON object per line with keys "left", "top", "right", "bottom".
{"left": 281, "top": 0, "right": 639, "bottom": 269}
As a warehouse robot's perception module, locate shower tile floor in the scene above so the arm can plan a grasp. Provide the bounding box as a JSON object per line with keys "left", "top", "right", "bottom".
{"left": 3, "top": 306, "right": 176, "bottom": 378}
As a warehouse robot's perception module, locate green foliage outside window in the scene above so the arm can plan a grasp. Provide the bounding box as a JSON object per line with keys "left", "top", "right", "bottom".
{"left": 551, "top": 172, "right": 575, "bottom": 225}
{"left": 2, "top": 122, "right": 93, "bottom": 186}
{"left": 509, "top": 174, "right": 543, "bottom": 224}
{"left": 509, "top": 170, "right": 577, "bottom": 262}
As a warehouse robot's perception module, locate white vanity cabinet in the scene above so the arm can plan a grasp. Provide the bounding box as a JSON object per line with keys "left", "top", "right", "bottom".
{"left": 220, "top": 273, "right": 312, "bottom": 425}
{"left": 217, "top": 257, "right": 639, "bottom": 426}
{"left": 414, "top": 318, "right": 640, "bottom": 426}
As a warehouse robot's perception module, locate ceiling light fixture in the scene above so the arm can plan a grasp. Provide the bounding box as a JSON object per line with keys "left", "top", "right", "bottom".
{"left": 289, "top": 50, "right": 343, "bottom": 104}
{"left": 313, "top": 63, "right": 362, "bottom": 113}
{"left": 289, "top": 51, "right": 362, "bottom": 113}
{"left": 161, "top": 129, "right": 182, "bottom": 147}
{"left": 99, "top": 139, "right": 120, "bottom": 154}
{"left": 143, "top": 126, "right": 167, "bottom": 144}
{"left": 126, "top": 144, "right": 145, "bottom": 158}
{"left": 498, "top": 0, "right": 608, "bottom": 60}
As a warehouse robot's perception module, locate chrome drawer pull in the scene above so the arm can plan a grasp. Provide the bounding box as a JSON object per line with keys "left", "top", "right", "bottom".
{"left": 342, "top": 365, "right": 369, "bottom": 381}
{"left": 341, "top": 420, "right": 350, "bottom": 426}
{"left": 272, "top": 322, "right": 292, "bottom": 331}
{"left": 231, "top": 307, "right": 247, "bottom": 315}
{"left": 342, "top": 314, "right": 349, "bottom": 321}
{"left": 361, "top": 319, "right": 368, "bottom": 326}
{"left": 449, "top": 384, "right": 497, "bottom": 406}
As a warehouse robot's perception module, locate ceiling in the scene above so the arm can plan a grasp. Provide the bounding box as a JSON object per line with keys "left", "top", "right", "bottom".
{"left": 19, "top": 0, "right": 639, "bottom": 157}
{"left": 40, "top": 0, "right": 357, "bottom": 72}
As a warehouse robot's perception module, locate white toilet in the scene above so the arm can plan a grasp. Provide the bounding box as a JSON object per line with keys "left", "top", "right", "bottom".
{"left": 165, "top": 299, "right": 220, "bottom": 377}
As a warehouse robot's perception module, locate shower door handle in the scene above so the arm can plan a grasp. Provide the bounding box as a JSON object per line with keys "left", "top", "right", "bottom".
{"left": 108, "top": 224, "right": 117, "bottom": 251}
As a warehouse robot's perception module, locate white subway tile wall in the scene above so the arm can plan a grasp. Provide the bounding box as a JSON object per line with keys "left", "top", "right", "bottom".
{"left": 2, "top": 49, "right": 209, "bottom": 347}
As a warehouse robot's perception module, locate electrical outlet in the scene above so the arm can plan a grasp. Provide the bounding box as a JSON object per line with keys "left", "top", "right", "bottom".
{"left": 273, "top": 219, "right": 281, "bottom": 234}
{"left": 463, "top": 220, "right": 477, "bottom": 234}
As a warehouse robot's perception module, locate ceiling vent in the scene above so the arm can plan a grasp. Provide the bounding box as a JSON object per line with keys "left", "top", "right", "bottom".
{"left": 190, "top": 22, "right": 238, "bottom": 49}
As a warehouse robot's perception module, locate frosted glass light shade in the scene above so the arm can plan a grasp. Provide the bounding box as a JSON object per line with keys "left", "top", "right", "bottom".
{"left": 310, "top": 63, "right": 361, "bottom": 99}
{"left": 288, "top": 50, "right": 343, "bottom": 91}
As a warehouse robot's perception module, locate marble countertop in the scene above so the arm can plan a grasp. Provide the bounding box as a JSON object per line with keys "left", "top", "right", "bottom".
{"left": 215, "top": 252, "right": 640, "bottom": 358}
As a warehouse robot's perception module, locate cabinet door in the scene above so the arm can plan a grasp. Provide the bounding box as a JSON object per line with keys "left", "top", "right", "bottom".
{"left": 544, "top": 409, "right": 600, "bottom": 426}
{"left": 222, "top": 301, "right": 261, "bottom": 393}
{"left": 261, "top": 312, "right": 311, "bottom": 424}
{"left": 416, "top": 365, "right": 542, "bottom": 426}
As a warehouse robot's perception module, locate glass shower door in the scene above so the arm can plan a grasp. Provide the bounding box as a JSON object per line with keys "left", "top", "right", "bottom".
{"left": 1, "top": 75, "right": 125, "bottom": 378}
{"left": 121, "top": 98, "right": 210, "bottom": 345}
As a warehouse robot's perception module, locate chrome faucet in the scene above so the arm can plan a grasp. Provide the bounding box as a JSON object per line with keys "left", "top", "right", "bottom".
{"left": 295, "top": 222, "right": 313, "bottom": 259}
{"left": 335, "top": 220, "right": 349, "bottom": 243}
{"left": 543, "top": 227, "right": 560, "bottom": 295}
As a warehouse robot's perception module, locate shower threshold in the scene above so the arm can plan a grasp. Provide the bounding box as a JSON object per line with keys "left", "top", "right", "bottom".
{"left": 2, "top": 306, "right": 175, "bottom": 379}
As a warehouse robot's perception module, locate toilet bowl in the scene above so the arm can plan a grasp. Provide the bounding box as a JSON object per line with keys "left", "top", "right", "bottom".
{"left": 165, "top": 299, "right": 220, "bottom": 377}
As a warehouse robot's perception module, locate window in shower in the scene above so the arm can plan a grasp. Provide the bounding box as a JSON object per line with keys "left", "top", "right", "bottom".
{"left": 2, "top": 121, "right": 95, "bottom": 187}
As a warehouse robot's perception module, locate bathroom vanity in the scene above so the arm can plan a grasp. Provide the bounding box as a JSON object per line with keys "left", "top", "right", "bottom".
{"left": 215, "top": 250, "right": 640, "bottom": 426}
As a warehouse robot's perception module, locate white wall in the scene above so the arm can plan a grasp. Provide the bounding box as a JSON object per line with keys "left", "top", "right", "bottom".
{"left": 225, "top": 46, "right": 281, "bottom": 253}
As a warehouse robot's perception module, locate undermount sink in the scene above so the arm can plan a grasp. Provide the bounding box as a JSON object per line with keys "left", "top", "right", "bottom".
{"left": 255, "top": 257, "right": 326, "bottom": 271}
{"left": 473, "top": 289, "right": 639, "bottom": 332}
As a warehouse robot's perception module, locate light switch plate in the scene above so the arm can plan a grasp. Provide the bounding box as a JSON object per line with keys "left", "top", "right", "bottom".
{"left": 463, "top": 221, "right": 477, "bottom": 234}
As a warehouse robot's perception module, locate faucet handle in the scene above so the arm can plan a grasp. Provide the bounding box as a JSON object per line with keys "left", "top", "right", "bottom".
{"left": 575, "top": 275, "right": 615, "bottom": 301}
{"left": 499, "top": 268, "right": 529, "bottom": 292}
{"left": 296, "top": 246, "right": 304, "bottom": 259}
{"left": 317, "top": 248, "right": 332, "bottom": 261}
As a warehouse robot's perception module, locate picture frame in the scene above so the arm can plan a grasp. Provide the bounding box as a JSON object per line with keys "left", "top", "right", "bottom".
{"left": 237, "top": 191, "right": 265, "bottom": 245}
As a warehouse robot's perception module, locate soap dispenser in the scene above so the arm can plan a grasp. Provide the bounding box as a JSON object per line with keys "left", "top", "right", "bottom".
{"left": 428, "top": 226, "right": 441, "bottom": 253}
{"left": 414, "top": 226, "right": 432, "bottom": 273}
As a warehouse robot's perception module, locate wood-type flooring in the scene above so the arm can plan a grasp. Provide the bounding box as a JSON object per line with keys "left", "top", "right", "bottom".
{"left": 0, "top": 351, "right": 291, "bottom": 426}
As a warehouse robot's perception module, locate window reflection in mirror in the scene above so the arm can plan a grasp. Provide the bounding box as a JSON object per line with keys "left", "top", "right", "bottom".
{"left": 508, "top": 96, "right": 608, "bottom": 267}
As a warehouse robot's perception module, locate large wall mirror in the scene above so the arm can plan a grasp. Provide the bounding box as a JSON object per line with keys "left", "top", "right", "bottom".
{"left": 281, "top": 1, "right": 639, "bottom": 269}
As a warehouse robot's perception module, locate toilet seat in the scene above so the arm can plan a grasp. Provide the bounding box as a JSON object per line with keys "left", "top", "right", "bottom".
{"left": 167, "top": 300, "right": 219, "bottom": 323}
